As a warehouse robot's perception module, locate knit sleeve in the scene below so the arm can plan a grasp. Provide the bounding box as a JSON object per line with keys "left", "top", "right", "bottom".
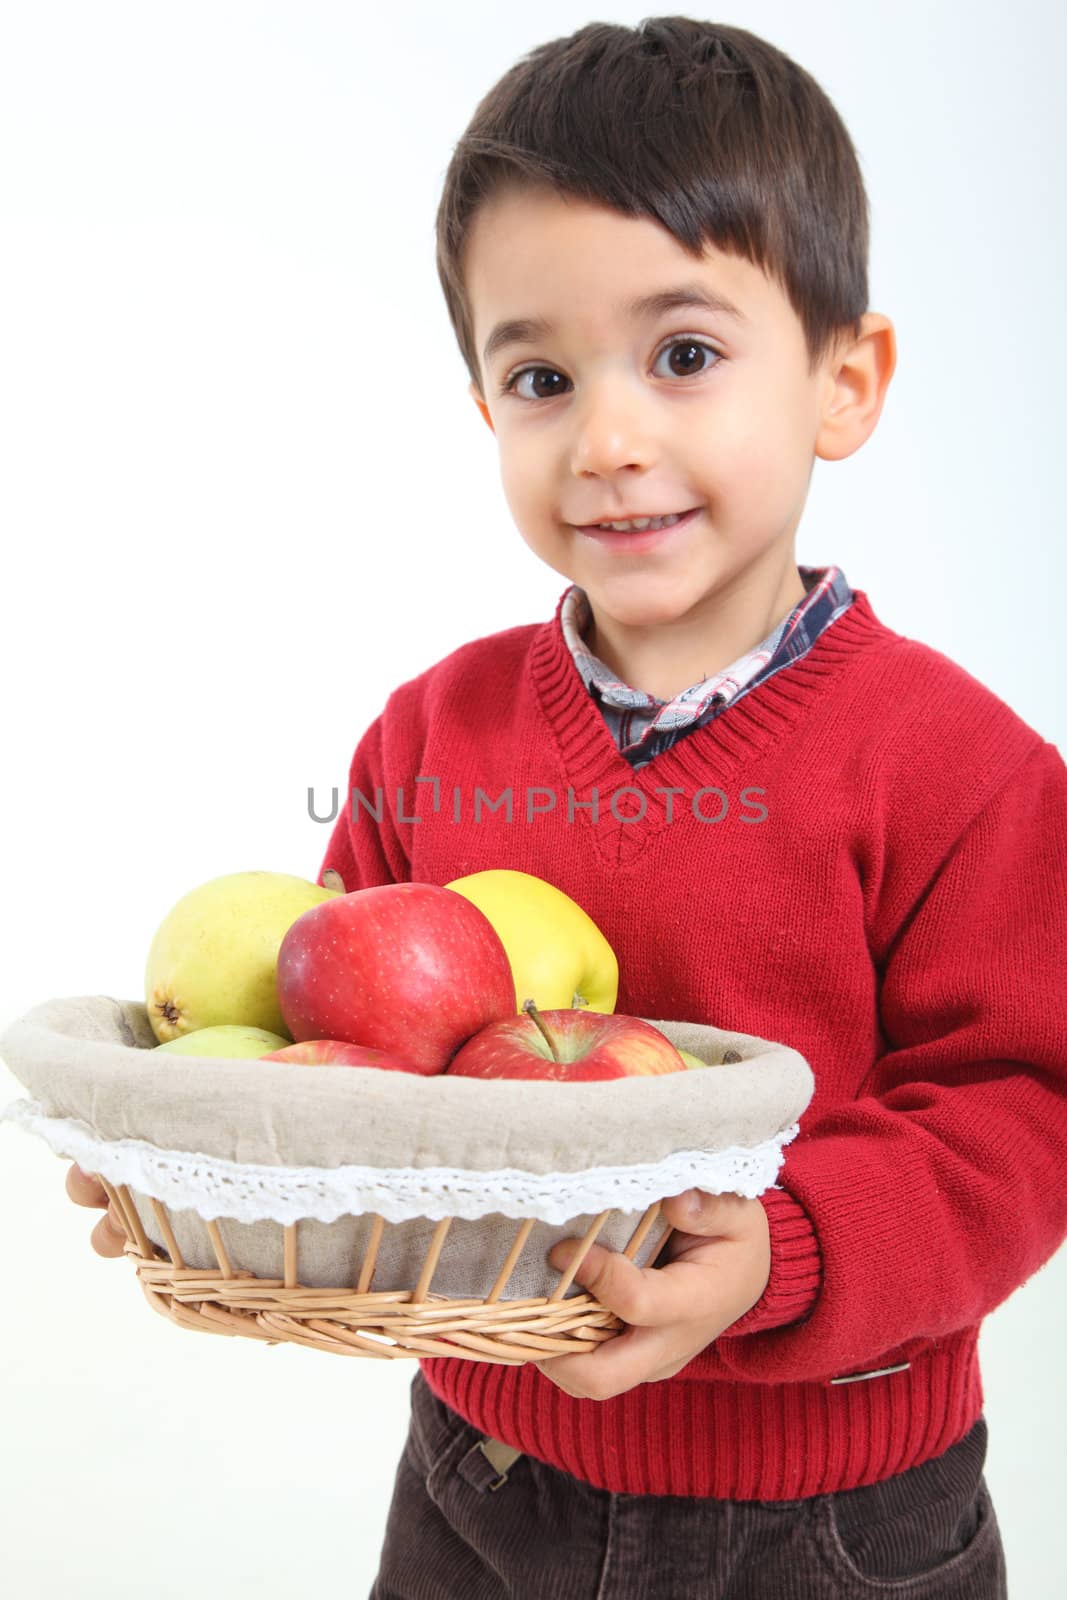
{"left": 686, "top": 737, "right": 1067, "bottom": 1383}
{"left": 315, "top": 713, "right": 411, "bottom": 893}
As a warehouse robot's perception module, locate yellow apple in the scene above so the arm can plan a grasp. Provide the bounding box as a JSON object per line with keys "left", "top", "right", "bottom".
{"left": 145, "top": 870, "right": 341, "bottom": 1043}
{"left": 444, "top": 868, "right": 618, "bottom": 1013}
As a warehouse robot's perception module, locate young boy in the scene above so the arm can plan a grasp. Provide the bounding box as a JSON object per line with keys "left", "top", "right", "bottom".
{"left": 68, "top": 16, "right": 1067, "bottom": 1598}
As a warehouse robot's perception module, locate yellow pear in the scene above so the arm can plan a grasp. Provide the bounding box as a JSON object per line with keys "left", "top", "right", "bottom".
{"left": 153, "top": 1025, "right": 290, "bottom": 1058}
{"left": 444, "top": 868, "right": 618, "bottom": 1013}
{"left": 144, "top": 870, "right": 341, "bottom": 1042}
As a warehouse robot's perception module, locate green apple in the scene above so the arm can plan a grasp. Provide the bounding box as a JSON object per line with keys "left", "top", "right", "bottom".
{"left": 444, "top": 868, "right": 619, "bottom": 1013}
{"left": 145, "top": 870, "right": 341, "bottom": 1043}
{"left": 679, "top": 1048, "right": 743, "bottom": 1068}
{"left": 153, "top": 1025, "right": 291, "bottom": 1058}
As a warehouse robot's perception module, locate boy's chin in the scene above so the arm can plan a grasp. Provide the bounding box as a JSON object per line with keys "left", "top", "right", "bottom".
{"left": 580, "top": 586, "right": 703, "bottom": 632}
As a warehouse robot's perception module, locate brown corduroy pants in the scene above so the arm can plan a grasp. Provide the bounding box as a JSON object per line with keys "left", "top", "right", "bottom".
{"left": 368, "top": 1371, "right": 1007, "bottom": 1599}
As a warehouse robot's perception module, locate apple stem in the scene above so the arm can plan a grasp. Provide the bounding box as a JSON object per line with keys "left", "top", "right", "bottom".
{"left": 572, "top": 990, "right": 589, "bottom": 1008}
{"left": 521, "top": 998, "right": 559, "bottom": 1061}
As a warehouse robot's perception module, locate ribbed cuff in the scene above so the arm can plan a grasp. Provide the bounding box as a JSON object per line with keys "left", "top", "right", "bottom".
{"left": 721, "top": 1185, "right": 823, "bottom": 1336}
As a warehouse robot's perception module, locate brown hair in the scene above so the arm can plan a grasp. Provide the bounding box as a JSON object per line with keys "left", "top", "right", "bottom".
{"left": 435, "top": 16, "right": 870, "bottom": 394}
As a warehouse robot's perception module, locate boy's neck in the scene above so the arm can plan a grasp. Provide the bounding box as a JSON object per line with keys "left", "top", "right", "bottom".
{"left": 583, "top": 562, "right": 809, "bottom": 703}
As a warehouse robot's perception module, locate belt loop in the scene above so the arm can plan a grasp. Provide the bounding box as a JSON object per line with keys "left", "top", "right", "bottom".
{"left": 456, "top": 1435, "right": 524, "bottom": 1493}
{"left": 480, "top": 1437, "right": 523, "bottom": 1489}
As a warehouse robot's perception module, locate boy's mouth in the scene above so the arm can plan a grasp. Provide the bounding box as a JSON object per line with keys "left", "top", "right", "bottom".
{"left": 575, "top": 507, "right": 699, "bottom": 533}
{"left": 575, "top": 506, "right": 700, "bottom": 549}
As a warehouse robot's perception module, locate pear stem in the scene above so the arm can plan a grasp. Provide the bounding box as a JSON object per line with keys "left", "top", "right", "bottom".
{"left": 521, "top": 999, "right": 559, "bottom": 1061}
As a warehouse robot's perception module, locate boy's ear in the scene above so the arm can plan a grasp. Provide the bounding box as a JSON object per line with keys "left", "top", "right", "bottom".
{"left": 470, "top": 381, "right": 496, "bottom": 435}
{"left": 814, "top": 314, "right": 897, "bottom": 462}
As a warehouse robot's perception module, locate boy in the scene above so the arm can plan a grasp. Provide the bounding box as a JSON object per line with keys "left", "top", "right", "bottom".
{"left": 70, "top": 16, "right": 1066, "bottom": 1598}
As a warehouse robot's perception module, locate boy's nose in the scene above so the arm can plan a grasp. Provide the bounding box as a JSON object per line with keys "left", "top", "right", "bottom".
{"left": 570, "top": 396, "right": 660, "bottom": 476}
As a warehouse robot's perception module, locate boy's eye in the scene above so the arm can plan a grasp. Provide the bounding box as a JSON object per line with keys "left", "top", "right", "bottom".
{"left": 498, "top": 336, "right": 722, "bottom": 402}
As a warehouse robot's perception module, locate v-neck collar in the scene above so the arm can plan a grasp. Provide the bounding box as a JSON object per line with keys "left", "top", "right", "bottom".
{"left": 528, "top": 586, "right": 896, "bottom": 867}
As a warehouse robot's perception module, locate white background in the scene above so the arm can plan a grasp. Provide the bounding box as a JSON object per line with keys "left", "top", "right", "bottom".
{"left": 2, "top": 1, "right": 1064, "bottom": 1595}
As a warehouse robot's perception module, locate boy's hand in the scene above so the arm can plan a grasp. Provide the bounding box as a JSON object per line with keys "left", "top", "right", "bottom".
{"left": 65, "top": 1161, "right": 128, "bottom": 1258}
{"left": 535, "top": 1190, "right": 770, "bottom": 1400}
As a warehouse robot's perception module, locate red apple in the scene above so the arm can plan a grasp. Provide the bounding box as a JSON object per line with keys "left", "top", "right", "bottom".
{"left": 276, "top": 882, "right": 516, "bottom": 1076}
{"left": 262, "top": 1039, "right": 420, "bottom": 1072}
{"left": 446, "top": 1001, "right": 686, "bottom": 1082}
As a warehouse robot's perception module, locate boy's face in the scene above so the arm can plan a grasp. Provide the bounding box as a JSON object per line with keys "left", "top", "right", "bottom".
{"left": 464, "top": 185, "right": 890, "bottom": 683}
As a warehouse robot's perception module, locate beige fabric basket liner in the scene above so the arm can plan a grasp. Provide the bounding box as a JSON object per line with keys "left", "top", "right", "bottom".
{"left": 1, "top": 996, "right": 813, "bottom": 1302}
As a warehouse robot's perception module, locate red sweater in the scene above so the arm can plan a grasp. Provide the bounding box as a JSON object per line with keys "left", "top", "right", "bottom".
{"left": 317, "top": 585, "right": 1067, "bottom": 1500}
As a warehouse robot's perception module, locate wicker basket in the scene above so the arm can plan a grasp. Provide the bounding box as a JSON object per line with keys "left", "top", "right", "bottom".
{"left": 84, "top": 1175, "right": 661, "bottom": 1365}
{"left": 0, "top": 996, "right": 814, "bottom": 1364}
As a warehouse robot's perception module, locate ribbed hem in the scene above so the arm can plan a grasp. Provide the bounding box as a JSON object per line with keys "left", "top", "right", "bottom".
{"left": 723, "top": 1184, "right": 822, "bottom": 1337}
{"left": 419, "top": 1327, "right": 983, "bottom": 1500}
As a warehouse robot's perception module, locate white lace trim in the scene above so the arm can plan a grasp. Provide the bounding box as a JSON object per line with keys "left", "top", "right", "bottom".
{"left": 1, "top": 1096, "right": 799, "bottom": 1224}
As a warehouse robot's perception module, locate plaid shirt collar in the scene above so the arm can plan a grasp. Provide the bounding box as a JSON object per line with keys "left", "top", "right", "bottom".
{"left": 558, "top": 565, "right": 854, "bottom": 761}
